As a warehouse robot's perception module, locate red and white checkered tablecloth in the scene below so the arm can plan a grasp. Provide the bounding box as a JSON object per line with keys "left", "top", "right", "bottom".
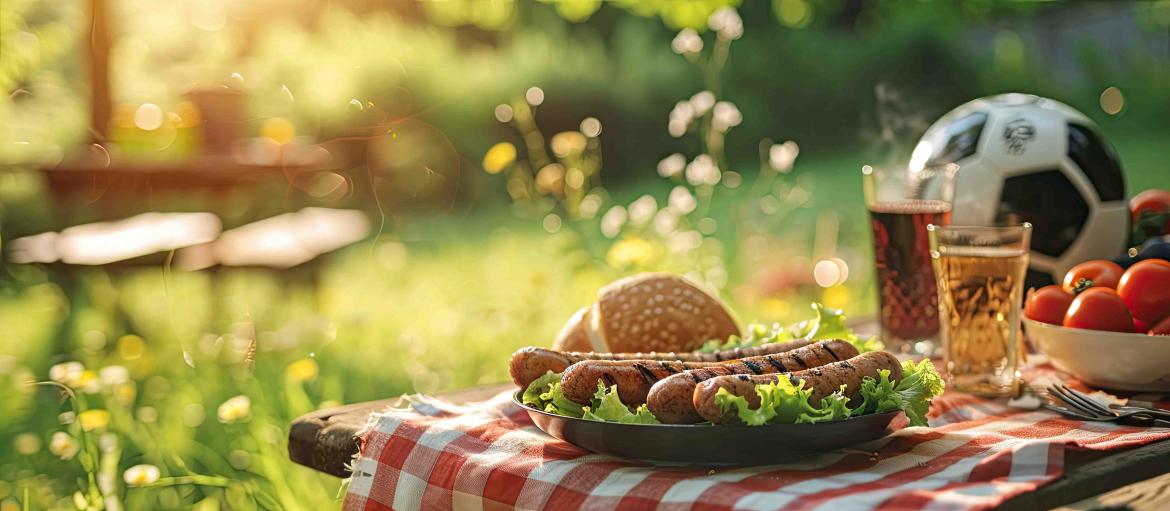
{"left": 342, "top": 365, "right": 1170, "bottom": 511}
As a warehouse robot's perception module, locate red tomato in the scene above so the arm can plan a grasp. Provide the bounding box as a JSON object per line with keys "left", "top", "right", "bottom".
{"left": 1061, "top": 260, "right": 1124, "bottom": 294}
{"left": 1130, "top": 189, "right": 1170, "bottom": 224}
{"left": 1024, "top": 285, "right": 1075, "bottom": 325}
{"left": 1133, "top": 318, "right": 1151, "bottom": 333}
{"left": 1116, "top": 259, "right": 1170, "bottom": 324}
{"left": 1149, "top": 316, "right": 1170, "bottom": 336}
{"left": 1063, "top": 288, "right": 1134, "bottom": 332}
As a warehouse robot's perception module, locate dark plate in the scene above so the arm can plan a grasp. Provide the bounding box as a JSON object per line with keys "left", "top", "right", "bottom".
{"left": 514, "top": 392, "right": 902, "bottom": 466}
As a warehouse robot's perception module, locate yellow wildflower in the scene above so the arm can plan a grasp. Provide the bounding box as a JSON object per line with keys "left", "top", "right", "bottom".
{"left": 482, "top": 142, "right": 517, "bottom": 174}
{"left": 286, "top": 359, "right": 319, "bottom": 383}
{"left": 78, "top": 409, "right": 111, "bottom": 431}
{"left": 606, "top": 237, "right": 658, "bottom": 269}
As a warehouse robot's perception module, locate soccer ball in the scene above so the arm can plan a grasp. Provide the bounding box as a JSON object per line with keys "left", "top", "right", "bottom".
{"left": 912, "top": 93, "right": 1129, "bottom": 289}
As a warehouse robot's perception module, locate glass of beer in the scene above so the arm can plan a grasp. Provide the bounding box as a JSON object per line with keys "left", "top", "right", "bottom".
{"left": 928, "top": 223, "right": 1031, "bottom": 397}
{"left": 863, "top": 163, "right": 958, "bottom": 354}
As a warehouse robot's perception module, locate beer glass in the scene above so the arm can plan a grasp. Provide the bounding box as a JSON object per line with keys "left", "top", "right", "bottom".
{"left": 928, "top": 223, "right": 1031, "bottom": 397}
{"left": 863, "top": 163, "right": 957, "bottom": 354}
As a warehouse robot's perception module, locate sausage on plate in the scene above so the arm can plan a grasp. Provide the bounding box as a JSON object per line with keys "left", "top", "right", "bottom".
{"left": 508, "top": 339, "right": 816, "bottom": 388}
{"left": 646, "top": 340, "right": 859, "bottom": 424}
{"left": 693, "top": 350, "right": 904, "bottom": 424}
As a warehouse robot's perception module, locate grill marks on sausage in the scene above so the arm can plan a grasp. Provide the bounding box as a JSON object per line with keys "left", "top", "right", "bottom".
{"left": 823, "top": 343, "right": 843, "bottom": 361}
{"left": 742, "top": 359, "right": 764, "bottom": 375}
{"left": 645, "top": 340, "right": 862, "bottom": 423}
{"left": 633, "top": 363, "right": 658, "bottom": 384}
{"left": 658, "top": 361, "right": 679, "bottom": 374}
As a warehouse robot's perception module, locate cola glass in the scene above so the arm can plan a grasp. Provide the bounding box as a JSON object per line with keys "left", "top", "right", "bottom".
{"left": 863, "top": 163, "right": 958, "bottom": 355}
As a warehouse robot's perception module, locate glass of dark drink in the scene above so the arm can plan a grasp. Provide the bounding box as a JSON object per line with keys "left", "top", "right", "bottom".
{"left": 863, "top": 163, "right": 958, "bottom": 355}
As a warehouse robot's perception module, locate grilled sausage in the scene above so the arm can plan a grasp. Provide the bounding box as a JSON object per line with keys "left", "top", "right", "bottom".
{"left": 646, "top": 340, "right": 859, "bottom": 423}
{"left": 508, "top": 339, "right": 816, "bottom": 388}
{"left": 560, "top": 359, "right": 724, "bottom": 405}
{"left": 693, "top": 351, "right": 904, "bottom": 424}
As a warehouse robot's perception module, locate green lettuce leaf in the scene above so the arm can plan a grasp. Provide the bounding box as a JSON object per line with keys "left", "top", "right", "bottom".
{"left": 698, "top": 303, "right": 883, "bottom": 354}
{"left": 521, "top": 371, "right": 584, "bottom": 418}
{"left": 892, "top": 358, "right": 945, "bottom": 427}
{"left": 715, "top": 358, "right": 944, "bottom": 427}
{"left": 581, "top": 381, "right": 661, "bottom": 424}
{"left": 524, "top": 374, "right": 659, "bottom": 423}
{"left": 714, "top": 377, "right": 851, "bottom": 425}
{"left": 855, "top": 359, "right": 945, "bottom": 427}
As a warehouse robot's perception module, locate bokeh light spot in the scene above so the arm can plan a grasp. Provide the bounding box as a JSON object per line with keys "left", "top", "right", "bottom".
{"left": 133, "top": 104, "right": 164, "bottom": 131}
{"left": 494, "top": 104, "right": 514, "bottom": 122}
{"left": 774, "top": 0, "right": 813, "bottom": 28}
{"left": 543, "top": 213, "right": 562, "bottom": 233}
{"left": 261, "top": 117, "right": 296, "bottom": 145}
{"left": 525, "top": 86, "right": 545, "bottom": 106}
{"left": 580, "top": 117, "right": 602, "bottom": 137}
{"left": 1099, "top": 86, "right": 1124, "bottom": 115}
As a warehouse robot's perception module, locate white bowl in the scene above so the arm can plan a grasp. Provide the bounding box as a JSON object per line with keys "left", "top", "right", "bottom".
{"left": 1024, "top": 317, "right": 1170, "bottom": 392}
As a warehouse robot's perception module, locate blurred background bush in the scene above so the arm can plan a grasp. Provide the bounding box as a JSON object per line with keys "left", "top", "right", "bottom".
{"left": 1, "top": 0, "right": 1168, "bottom": 509}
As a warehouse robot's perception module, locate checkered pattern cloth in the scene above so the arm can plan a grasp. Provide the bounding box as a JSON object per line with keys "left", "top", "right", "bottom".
{"left": 343, "top": 365, "right": 1170, "bottom": 511}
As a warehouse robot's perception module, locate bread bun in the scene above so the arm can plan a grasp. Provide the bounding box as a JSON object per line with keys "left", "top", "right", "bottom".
{"left": 552, "top": 306, "right": 595, "bottom": 352}
{"left": 552, "top": 273, "right": 740, "bottom": 353}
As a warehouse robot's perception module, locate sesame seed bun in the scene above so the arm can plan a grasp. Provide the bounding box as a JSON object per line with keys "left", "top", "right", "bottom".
{"left": 552, "top": 306, "right": 595, "bottom": 352}
{"left": 593, "top": 273, "right": 740, "bottom": 353}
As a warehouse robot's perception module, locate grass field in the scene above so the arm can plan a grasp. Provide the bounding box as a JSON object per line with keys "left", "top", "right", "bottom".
{"left": 1, "top": 131, "right": 1166, "bottom": 510}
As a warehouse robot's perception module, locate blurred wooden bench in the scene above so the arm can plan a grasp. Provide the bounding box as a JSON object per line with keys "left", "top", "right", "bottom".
{"left": 5, "top": 208, "right": 370, "bottom": 348}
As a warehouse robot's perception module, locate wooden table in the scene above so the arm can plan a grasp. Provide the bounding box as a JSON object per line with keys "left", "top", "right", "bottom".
{"left": 290, "top": 382, "right": 1170, "bottom": 510}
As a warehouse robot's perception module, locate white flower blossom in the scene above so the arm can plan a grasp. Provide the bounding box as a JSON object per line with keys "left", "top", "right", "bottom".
{"left": 600, "top": 206, "right": 628, "bottom": 239}
{"left": 123, "top": 464, "right": 161, "bottom": 486}
{"left": 689, "top": 91, "right": 716, "bottom": 117}
{"left": 653, "top": 210, "right": 679, "bottom": 236}
{"left": 628, "top": 195, "right": 658, "bottom": 227}
{"left": 49, "top": 432, "right": 79, "bottom": 460}
{"left": 669, "top": 230, "right": 704, "bottom": 253}
{"left": 579, "top": 194, "right": 603, "bottom": 219}
{"left": 217, "top": 395, "right": 251, "bottom": 424}
{"left": 711, "top": 101, "right": 742, "bottom": 132}
{"left": 657, "top": 153, "right": 686, "bottom": 178}
{"left": 99, "top": 365, "right": 129, "bottom": 387}
{"left": 768, "top": 140, "right": 800, "bottom": 173}
{"left": 708, "top": 7, "right": 744, "bottom": 40}
{"left": 671, "top": 28, "right": 704, "bottom": 55}
{"left": 685, "top": 154, "right": 721, "bottom": 186}
{"left": 49, "top": 361, "right": 84, "bottom": 387}
{"left": 667, "top": 118, "right": 688, "bottom": 138}
{"left": 668, "top": 186, "right": 697, "bottom": 215}
{"left": 670, "top": 101, "right": 695, "bottom": 123}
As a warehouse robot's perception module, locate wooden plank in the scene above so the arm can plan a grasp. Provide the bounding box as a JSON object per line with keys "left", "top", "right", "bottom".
{"left": 287, "top": 383, "right": 511, "bottom": 477}
{"left": 1055, "top": 471, "right": 1170, "bottom": 511}
{"left": 996, "top": 440, "right": 1170, "bottom": 511}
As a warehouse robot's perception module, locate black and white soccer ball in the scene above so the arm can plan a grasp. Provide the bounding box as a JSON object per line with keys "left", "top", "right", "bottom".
{"left": 912, "top": 93, "right": 1128, "bottom": 289}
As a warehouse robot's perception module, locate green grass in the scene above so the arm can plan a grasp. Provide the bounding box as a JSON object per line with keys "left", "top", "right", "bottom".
{"left": 1, "top": 134, "right": 1166, "bottom": 509}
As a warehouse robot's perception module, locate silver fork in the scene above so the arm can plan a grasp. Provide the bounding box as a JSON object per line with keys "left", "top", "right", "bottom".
{"left": 1048, "top": 385, "right": 1170, "bottom": 424}
{"left": 1043, "top": 399, "right": 1169, "bottom": 427}
{"left": 1056, "top": 384, "right": 1170, "bottom": 420}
